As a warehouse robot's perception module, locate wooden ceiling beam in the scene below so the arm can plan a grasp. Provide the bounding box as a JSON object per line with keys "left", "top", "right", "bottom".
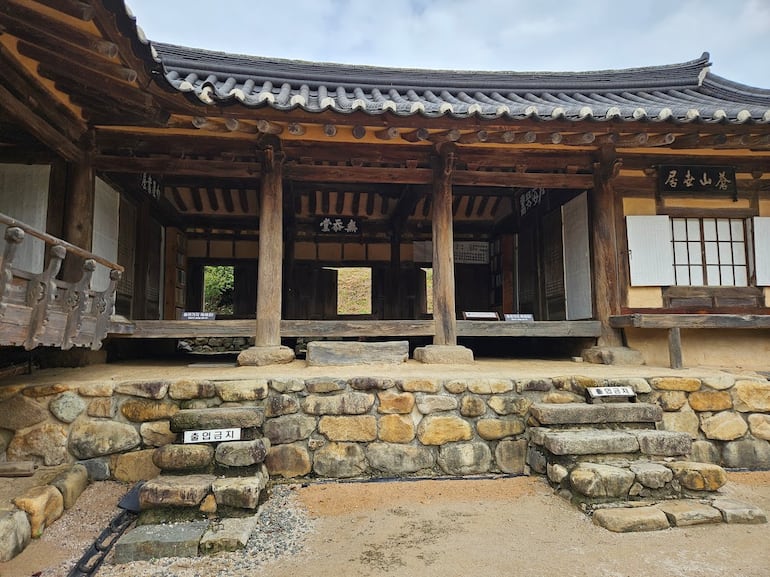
{"left": 32, "top": 0, "right": 94, "bottom": 21}
{"left": 93, "top": 155, "right": 261, "bottom": 178}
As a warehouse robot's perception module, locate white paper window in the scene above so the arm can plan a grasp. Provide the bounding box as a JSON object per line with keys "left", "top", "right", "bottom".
{"left": 670, "top": 217, "right": 748, "bottom": 287}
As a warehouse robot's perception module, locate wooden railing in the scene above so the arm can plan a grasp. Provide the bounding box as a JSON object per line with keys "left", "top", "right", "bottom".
{"left": 0, "top": 212, "right": 123, "bottom": 350}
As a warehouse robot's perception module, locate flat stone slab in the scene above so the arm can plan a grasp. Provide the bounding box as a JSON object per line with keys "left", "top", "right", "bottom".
{"left": 200, "top": 515, "right": 259, "bottom": 554}
{"left": 413, "top": 345, "right": 474, "bottom": 364}
{"left": 307, "top": 341, "right": 409, "bottom": 366}
{"left": 593, "top": 506, "right": 671, "bottom": 532}
{"left": 631, "top": 430, "right": 692, "bottom": 456}
{"left": 712, "top": 498, "right": 768, "bottom": 524}
{"left": 170, "top": 407, "right": 264, "bottom": 432}
{"left": 540, "top": 429, "right": 639, "bottom": 456}
{"left": 113, "top": 521, "right": 208, "bottom": 562}
{"left": 657, "top": 501, "right": 723, "bottom": 526}
{"left": 529, "top": 403, "right": 661, "bottom": 425}
{"left": 139, "top": 474, "right": 215, "bottom": 509}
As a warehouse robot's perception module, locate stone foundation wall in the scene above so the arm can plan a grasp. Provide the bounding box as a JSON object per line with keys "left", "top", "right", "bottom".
{"left": 1, "top": 373, "right": 770, "bottom": 481}
{"left": 179, "top": 336, "right": 254, "bottom": 354}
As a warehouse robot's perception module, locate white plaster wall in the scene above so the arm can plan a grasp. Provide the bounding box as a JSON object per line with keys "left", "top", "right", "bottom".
{"left": 91, "top": 178, "right": 120, "bottom": 291}
{"left": 0, "top": 164, "right": 50, "bottom": 273}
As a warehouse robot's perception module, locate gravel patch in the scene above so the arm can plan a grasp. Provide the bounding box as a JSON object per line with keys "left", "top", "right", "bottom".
{"left": 96, "top": 484, "right": 314, "bottom": 577}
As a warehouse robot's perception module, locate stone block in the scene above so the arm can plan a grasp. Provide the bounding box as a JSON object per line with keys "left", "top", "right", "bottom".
{"left": 541, "top": 391, "right": 584, "bottom": 404}
{"left": 170, "top": 407, "right": 264, "bottom": 432}
{"left": 304, "top": 377, "right": 344, "bottom": 394}
{"left": 78, "top": 457, "right": 110, "bottom": 481}
{"left": 212, "top": 469, "right": 268, "bottom": 509}
{"left": 609, "top": 378, "right": 652, "bottom": 394}
{"left": 13, "top": 485, "right": 64, "bottom": 538}
{"left": 652, "top": 391, "right": 688, "bottom": 411}
{"left": 541, "top": 430, "right": 638, "bottom": 456}
{"left": 181, "top": 398, "right": 223, "bottom": 410}
{"left": 467, "top": 378, "right": 514, "bottom": 395}
{"left": 581, "top": 346, "right": 644, "bottom": 366}
{"left": 200, "top": 515, "right": 259, "bottom": 554}
{"left": 301, "top": 393, "right": 374, "bottom": 416}
{"left": 265, "top": 444, "right": 312, "bottom": 478}
{"left": 700, "top": 412, "right": 748, "bottom": 441}
{"left": 264, "top": 394, "right": 300, "bottom": 417}
{"left": 318, "top": 416, "right": 377, "bottom": 442}
{"left": 87, "top": 397, "right": 116, "bottom": 418}
{"left": 271, "top": 377, "right": 306, "bottom": 393}
{"left": 632, "top": 430, "right": 691, "bottom": 456}
{"left": 307, "top": 341, "right": 408, "bottom": 366}
{"left": 49, "top": 392, "right": 86, "bottom": 423}
{"left": 77, "top": 383, "right": 114, "bottom": 397}
{"left": 264, "top": 414, "right": 317, "bottom": 445}
{"left": 7, "top": 423, "right": 68, "bottom": 466}
{"left": 569, "top": 463, "right": 635, "bottom": 498}
{"left": 68, "top": 419, "right": 141, "bottom": 459}
{"left": 413, "top": 344, "right": 474, "bottom": 364}
{"left": 415, "top": 393, "right": 457, "bottom": 414}
{"left": 443, "top": 380, "right": 468, "bottom": 394}
{"left": 366, "top": 443, "right": 435, "bottom": 474}
{"left": 496, "top": 439, "right": 527, "bottom": 475}
{"left": 237, "top": 345, "right": 295, "bottom": 366}
{"left": 593, "top": 507, "right": 670, "bottom": 532}
{"left": 667, "top": 462, "right": 726, "bottom": 491}
{"left": 113, "top": 521, "right": 208, "bottom": 562}
{"left": 658, "top": 501, "right": 722, "bottom": 526}
{"left": 50, "top": 464, "right": 89, "bottom": 509}
{"left": 377, "top": 390, "right": 415, "bottom": 414}
{"left": 114, "top": 380, "right": 169, "bottom": 399}
{"left": 688, "top": 391, "right": 732, "bottom": 412}
{"left": 153, "top": 444, "right": 214, "bottom": 471}
{"left": 552, "top": 376, "right": 598, "bottom": 395}
{"left": 701, "top": 374, "right": 736, "bottom": 391}
{"left": 215, "top": 438, "right": 270, "bottom": 467}
{"left": 214, "top": 379, "right": 269, "bottom": 402}
{"left": 437, "top": 442, "right": 492, "bottom": 475}
{"left": 416, "top": 415, "right": 473, "bottom": 445}
{"left": 517, "top": 378, "right": 553, "bottom": 392}
{"left": 547, "top": 462, "right": 569, "bottom": 484}
{"left": 378, "top": 414, "right": 415, "bottom": 443}
{"left": 733, "top": 380, "right": 770, "bottom": 412}
{"left": 661, "top": 408, "right": 700, "bottom": 439}
{"left": 21, "top": 384, "right": 70, "bottom": 398}
{"left": 748, "top": 414, "right": 770, "bottom": 440}
{"left": 629, "top": 462, "right": 673, "bottom": 489}
{"left": 401, "top": 378, "right": 440, "bottom": 393}
{"left": 529, "top": 403, "right": 661, "bottom": 426}
{"left": 349, "top": 376, "right": 399, "bottom": 391}
{"left": 712, "top": 498, "right": 768, "bottom": 524}
{"left": 690, "top": 440, "right": 720, "bottom": 464}
{"left": 721, "top": 438, "right": 770, "bottom": 469}
{"left": 313, "top": 442, "right": 367, "bottom": 478}
{"left": 0, "top": 395, "right": 48, "bottom": 430}
{"left": 113, "top": 449, "right": 161, "bottom": 482}
{"left": 459, "top": 395, "right": 487, "bottom": 417}
{"left": 139, "top": 474, "right": 215, "bottom": 508}
{"left": 140, "top": 420, "right": 177, "bottom": 447}
{"left": 120, "top": 399, "right": 180, "bottom": 422}
{"left": 0, "top": 509, "right": 31, "bottom": 561}
{"left": 650, "top": 377, "right": 702, "bottom": 392}
{"left": 169, "top": 379, "right": 216, "bottom": 400}
{"left": 476, "top": 418, "right": 525, "bottom": 440}
{"left": 487, "top": 395, "right": 532, "bottom": 416}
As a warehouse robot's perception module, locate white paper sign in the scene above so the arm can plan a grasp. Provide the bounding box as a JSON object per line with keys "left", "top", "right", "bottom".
{"left": 183, "top": 428, "right": 241, "bottom": 443}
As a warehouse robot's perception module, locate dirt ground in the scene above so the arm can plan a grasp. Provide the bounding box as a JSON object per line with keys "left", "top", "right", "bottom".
{"left": 2, "top": 472, "right": 769, "bottom": 577}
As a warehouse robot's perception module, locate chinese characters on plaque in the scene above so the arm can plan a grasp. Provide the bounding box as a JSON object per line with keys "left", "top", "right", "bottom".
{"left": 658, "top": 165, "right": 737, "bottom": 197}
{"left": 518, "top": 187, "right": 547, "bottom": 217}
{"left": 317, "top": 217, "right": 361, "bottom": 234}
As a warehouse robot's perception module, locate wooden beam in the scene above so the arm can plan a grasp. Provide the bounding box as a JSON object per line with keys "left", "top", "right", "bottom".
{"left": 401, "top": 128, "right": 430, "bottom": 142}
{"left": 428, "top": 129, "right": 461, "bottom": 143}
{"left": 323, "top": 124, "right": 337, "bottom": 137}
{"left": 352, "top": 125, "right": 367, "bottom": 139}
{"left": 33, "top": 0, "right": 93, "bottom": 21}
{"left": 206, "top": 188, "right": 219, "bottom": 211}
{"left": 485, "top": 131, "right": 517, "bottom": 144}
{"left": 287, "top": 122, "right": 306, "bottom": 136}
{"left": 171, "top": 187, "right": 187, "bottom": 211}
{"left": 223, "top": 188, "right": 235, "bottom": 213}
{"left": 238, "top": 189, "right": 250, "bottom": 213}
{"left": 458, "top": 130, "right": 488, "bottom": 144}
{"left": 190, "top": 187, "right": 203, "bottom": 212}
{"left": 257, "top": 119, "right": 283, "bottom": 135}
{"left": 431, "top": 147, "right": 458, "bottom": 346}
{"left": 93, "top": 155, "right": 261, "bottom": 178}
{"left": 375, "top": 127, "right": 399, "bottom": 141}
{"left": 335, "top": 190, "right": 345, "bottom": 214}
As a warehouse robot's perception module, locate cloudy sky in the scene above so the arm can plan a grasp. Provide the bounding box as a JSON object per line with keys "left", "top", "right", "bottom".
{"left": 127, "top": 0, "right": 770, "bottom": 87}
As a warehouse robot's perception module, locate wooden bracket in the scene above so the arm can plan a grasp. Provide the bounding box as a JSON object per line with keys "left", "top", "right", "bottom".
{"left": 92, "top": 268, "right": 121, "bottom": 350}
{"left": 24, "top": 244, "right": 66, "bottom": 350}
{"left": 0, "top": 226, "right": 24, "bottom": 317}
{"left": 62, "top": 258, "right": 95, "bottom": 350}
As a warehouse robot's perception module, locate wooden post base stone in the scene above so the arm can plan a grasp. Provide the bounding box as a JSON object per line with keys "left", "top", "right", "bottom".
{"left": 413, "top": 344, "right": 474, "bottom": 364}
{"left": 237, "top": 345, "right": 295, "bottom": 366}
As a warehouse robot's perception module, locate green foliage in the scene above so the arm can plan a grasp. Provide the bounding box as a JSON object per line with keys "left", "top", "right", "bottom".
{"left": 204, "top": 266, "right": 234, "bottom": 315}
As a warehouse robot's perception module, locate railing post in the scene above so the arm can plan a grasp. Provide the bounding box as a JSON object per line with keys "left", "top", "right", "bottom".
{"left": 0, "top": 227, "right": 25, "bottom": 316}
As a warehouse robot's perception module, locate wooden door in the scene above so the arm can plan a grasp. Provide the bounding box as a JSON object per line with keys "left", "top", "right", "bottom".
{"left": 542, "top": 209, "right": 565, "bottom": 320}
{"left": 562, "top": 192, "right": 593, "bottom": 320}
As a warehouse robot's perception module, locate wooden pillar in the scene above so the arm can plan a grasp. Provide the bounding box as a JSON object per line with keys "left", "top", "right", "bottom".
{"left": 591, "top": 145, "right": 624, "bottom": 347}
{"left": 255, "top": 144, "right": 284, "bottom": 347}
{"left": 61, "top": 160, "right": 94, "bottom": 282}
{"left": 431, "top": 146, "right": 457, "bottom": 345}
{"left": 388, "top": 228, "right": 401, "bottom": 319}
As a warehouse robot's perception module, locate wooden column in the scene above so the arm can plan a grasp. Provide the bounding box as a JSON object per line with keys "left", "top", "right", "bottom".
{"left": 431, "top": 146, "right": 457, "bottom": 345}
{"left": 591, "top": 146, "right": 624, "bottom": 347}
{"left": 388, "top": 227, "right": 402, "bottom": 319}
{"left": 255, "top": 144, "right": 285, "bottom": 347}
{"left": 61, "top": 159, "right": 94, "bottom": 282}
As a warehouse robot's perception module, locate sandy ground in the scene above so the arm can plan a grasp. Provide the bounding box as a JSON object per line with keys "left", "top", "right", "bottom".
{"left": 2, "top": 472, "right": 769, "bottom": 577}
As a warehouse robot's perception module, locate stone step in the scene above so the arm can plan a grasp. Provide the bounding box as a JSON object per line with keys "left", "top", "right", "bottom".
{"left": 531, "top": 428, "right": 691, "bottom": 457}
{"left": 169, "top": 406, "right": 264, "bottom": 433}
{"left": 306, "top": 340, "right": 409, "bottom": 366}
{"left": 152, "top": 438, "right": 270, "bottom": 472}
{"left": 529, "top": 402, "right": 662, "bottom": 426}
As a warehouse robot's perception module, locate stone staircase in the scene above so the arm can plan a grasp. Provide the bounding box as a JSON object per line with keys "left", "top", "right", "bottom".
{"left": 527, "top": 401, "right": 767, "bottom": 532}
{"left": 114, "top": 406, "right": 272, "bottom": 560}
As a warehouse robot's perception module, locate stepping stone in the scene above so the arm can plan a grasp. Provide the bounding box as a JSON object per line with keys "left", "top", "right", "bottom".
{"left": 529, "top": 403, "right": 661, "bottom": 426}
{"left": 593, "top": 506, "right": 670, "bottom": 532}
{"left": 631, "top": 430, "right": 691, "bottom": 456}
{"left": 541, "top": 429, "right": 639, "bottom": 455}
{"left": 113, "top": 521, "right": 208, "bottom": 562}
{"left": 657, "top": 501, "right": 723, "bottom": 526}
{"left": 200, "top": 515, "right": 259, "bottom": 554}
{"left": 139, "top": 474, "right": 215, "bottom": 509}
{"left": 712, "top": 498, "right": 768, "bottom": 524}
{"left": 306, "top": 340, "right": 409, "bottom": 366}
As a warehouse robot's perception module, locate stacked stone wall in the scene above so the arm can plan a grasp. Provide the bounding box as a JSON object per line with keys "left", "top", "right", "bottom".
{"left": 2, "top": 374, "right": 770, "bottom": 481}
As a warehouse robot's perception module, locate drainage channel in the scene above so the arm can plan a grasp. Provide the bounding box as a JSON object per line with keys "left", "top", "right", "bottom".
{"left": 67, "top": 482, "right": 143, "bottom": 577}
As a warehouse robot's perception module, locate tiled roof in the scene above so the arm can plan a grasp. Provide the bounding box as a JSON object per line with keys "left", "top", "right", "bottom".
{"left": 153, "top": 43, "right": 770, "bottom": 125}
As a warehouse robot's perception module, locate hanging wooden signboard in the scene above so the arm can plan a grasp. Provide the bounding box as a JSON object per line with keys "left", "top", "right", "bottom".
{"left": 658, "top": 165, "right": 737, "bottom": 197}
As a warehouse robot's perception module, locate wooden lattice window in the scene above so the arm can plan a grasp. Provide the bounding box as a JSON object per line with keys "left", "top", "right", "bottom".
{"left": 671, "top": 217, "right": 748, "bottom": 286}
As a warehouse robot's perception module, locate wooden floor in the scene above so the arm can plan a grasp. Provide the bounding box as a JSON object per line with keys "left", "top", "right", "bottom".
{"left": 108, "top": 318, "right": 603, "bottom": 339}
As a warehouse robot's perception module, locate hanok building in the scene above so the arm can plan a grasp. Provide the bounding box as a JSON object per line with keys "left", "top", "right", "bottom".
{"left": 1, "top": 1, "right": 769, "bottom": 369}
